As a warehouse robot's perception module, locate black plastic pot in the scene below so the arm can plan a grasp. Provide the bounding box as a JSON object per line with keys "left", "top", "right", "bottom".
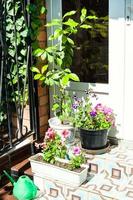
{"left": 79, "top": 128, "right": 108, "bottom": 150}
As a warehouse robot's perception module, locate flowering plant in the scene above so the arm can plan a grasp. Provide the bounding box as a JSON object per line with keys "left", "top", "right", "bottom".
{"left": 72, "top": 92, "right": 115, "bottom": 130}
{"left": 35, "top": 128, "right": 85, "bottom": 170}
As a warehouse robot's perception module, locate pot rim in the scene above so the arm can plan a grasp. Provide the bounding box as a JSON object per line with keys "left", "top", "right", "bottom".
{"left": 48, "top": 117, "right": 73, "bottom": 129}
{"left": 29, "top": 153, "right": 88, "bottom": 175}
{"left": 79, "top": 128, "right": 109, "bottom": 132}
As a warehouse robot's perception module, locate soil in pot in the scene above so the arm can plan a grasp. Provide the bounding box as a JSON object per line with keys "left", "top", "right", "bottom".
{"left": 33, "top": 154, "right": 84, "bottom": 173}
{"left": 80, "top": 128, "right": 108, "bottom": 150}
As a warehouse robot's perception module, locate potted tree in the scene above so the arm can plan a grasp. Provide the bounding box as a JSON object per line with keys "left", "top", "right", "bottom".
{"left": 72, "top": 90, "right": 115, "bottom": 150}
{"left": 29, "top": 128, "right": 88, "bottom": 187}
{"left": 31, "top": 8, "right": 98, "bottom": 143}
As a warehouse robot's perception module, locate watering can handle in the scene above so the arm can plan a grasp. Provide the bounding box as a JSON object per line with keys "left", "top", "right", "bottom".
{"left": 3, "top": 170, "right": 15, "bottom": 185}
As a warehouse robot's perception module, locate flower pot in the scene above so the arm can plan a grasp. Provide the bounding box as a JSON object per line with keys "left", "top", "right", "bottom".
{"left": 29, "top": 153, "right": 88, "bottom": 187}
{"left": 79, "top": 128, "right": 108, "bottom": 150}
{"left": 48, "top": 117, "right": 75, "bottom": 144}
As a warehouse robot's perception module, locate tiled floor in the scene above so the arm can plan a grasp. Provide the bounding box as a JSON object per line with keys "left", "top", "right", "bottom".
{"left": 33, "top": 141, "right": 133, "bottom": 200}
{"left": 1, "top": 141, "right": 133, "bottom": 200}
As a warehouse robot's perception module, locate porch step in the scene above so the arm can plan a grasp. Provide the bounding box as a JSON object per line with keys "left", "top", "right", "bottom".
{"left": 11, "top": 158, "right": 31, "bottom": 179}
{"left": 24, "top": 167, "right": 33, "bottom": 179}
{"left": 32, "top": 141, "right": 133, "bottom": 200}
{"left": 86, "top": 142, "right": 133, "bottom": 179}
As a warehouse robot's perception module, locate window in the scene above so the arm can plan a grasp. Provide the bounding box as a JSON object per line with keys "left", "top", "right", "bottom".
{"left": 62, "top": 0, "right": 108, "bottom": 83}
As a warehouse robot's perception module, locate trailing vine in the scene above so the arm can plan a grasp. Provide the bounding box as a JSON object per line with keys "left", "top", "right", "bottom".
{"left": 6, "top": 0, "right": 28, "bottom": 106}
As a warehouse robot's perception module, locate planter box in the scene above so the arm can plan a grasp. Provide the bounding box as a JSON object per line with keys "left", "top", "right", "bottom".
{"left": 29, "top": 153, "right": 88, "bottom": 187}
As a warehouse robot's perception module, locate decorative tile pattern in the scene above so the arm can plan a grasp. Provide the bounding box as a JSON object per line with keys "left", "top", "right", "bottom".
{"left": 49, "top": 188, "right": 58, "bottom": 197}
{"left": 90, "top": 163, "right": 98, "bottom": 173}
{"left": 100, "top": 184, "right": 112, "bottom": 191}
{"left": 126, "top": 191, "right": 133, "bottom": 198}
{"left": 72, "top": 194, "right": 81, "bottom": 200}
{"left": 32, "top": 140, "right": 133, "bottom": 200}
{"left": 112, "top": 168, "right": 121, "bottom": 179}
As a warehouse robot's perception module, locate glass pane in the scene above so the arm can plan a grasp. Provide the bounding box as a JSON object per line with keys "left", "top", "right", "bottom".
{"left": 62, "top": 0, "right": 108, "bottom": 83}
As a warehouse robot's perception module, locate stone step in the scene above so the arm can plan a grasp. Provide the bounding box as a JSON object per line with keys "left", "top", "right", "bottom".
{"left": 86, "top": 143, "right": 133, "bottom": 180}
{"left": 11, "top": 158, "right": 31, "bottom": 179}
{"left": 24, "top": 167, "right": 33, "bottom": 179}
{"left": 31, "top": 141, "right": 133, "bottom": 199}
{"left": 33, "top": 172, "right": 133, "bottom": 200}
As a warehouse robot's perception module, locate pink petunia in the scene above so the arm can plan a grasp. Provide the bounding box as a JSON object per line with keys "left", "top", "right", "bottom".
{"left": 95, "top": 103, "right": 104, "bottom": 112}
{"left": 73, "top": 146, "right": 81, "bottom": 155}
{"left": 45, "top": 128, "right": 55, "bottom": 140}
{"left": 35, "top": 142, "right": 46, "bottom": 149}
{"left": 61, "top": 129, "right": 70, "bottom": 139}
{"left": 103, "top": 106, "right": 113, "bottom": 115}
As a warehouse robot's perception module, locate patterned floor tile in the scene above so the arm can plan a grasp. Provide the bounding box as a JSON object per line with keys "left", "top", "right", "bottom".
{"left": 33, "top": 140, "right": 133, "bottom": 200}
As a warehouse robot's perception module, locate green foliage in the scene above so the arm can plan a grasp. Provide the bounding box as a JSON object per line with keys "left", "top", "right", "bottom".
{"left": 31, "top": 7, "right": 97, "bottom": 87}
{"left": 31, "top": 7, "right": 97, "bottom": 121}
{"left": 43, "top": 134, "right": 67, "bottom": 164}
{"left": 38, "top": 128, "right": 85, "bottom": 170}
{"left": 5, "top": 0, "right": 29, "bottom": 106}
{"left": 69, "top": 154, "right": 85, "bottom": 170}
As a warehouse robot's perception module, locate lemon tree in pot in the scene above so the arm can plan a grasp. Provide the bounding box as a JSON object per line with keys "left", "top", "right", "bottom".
{"left": 31, "top": 8, "right": 97, "bottom": 143}
{"left": 72, "top": 91, "right": 115, "bottom": 150}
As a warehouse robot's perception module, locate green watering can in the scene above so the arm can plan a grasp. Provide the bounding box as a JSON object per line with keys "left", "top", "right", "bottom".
{"left": 3, "top": 170, "right": 38, "bottom": 200}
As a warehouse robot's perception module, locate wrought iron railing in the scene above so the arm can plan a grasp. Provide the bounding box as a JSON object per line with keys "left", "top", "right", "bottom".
{"left": 0, "top": 0, "right": 40, "bottom": 156}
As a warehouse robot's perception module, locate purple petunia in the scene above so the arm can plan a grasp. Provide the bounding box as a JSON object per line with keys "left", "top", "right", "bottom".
{"left": 90, "top": 110, "right": 97, "bottom": 117}
{"left": 72, "top": 103, "right": 78, "bottom": 110}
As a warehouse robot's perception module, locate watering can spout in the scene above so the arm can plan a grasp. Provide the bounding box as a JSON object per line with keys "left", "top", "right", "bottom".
{"left": 3, "top": 170, "right": 15, "bottom": 185}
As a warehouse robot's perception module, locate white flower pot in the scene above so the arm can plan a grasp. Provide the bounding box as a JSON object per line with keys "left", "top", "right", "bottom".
{"left": 29, "top": 153, "right": 88, "bottom": 187}
{"left": 48, "top": 117, "right": 75, "bottom": 144}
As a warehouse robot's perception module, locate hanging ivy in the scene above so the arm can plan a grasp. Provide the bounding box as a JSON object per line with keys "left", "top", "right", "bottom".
{"left": 6, "top": 0, "right": 28, "bottom": 106}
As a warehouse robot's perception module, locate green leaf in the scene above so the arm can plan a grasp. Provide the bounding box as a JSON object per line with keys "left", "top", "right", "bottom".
{"left": 31, "top": 66, "right": 40, "bottom": 73}
{"left": 33, "top": 48, "right": 44, "bottom": 57}
{"left": 57, "top": 58, "right": 62, "bottom": 66}
{"left": 80, "top": 8, "right": 87, "bottom": 22}
{"left": 80, "top": 24, "right": 92, "bottom": 29}
{"left": 63, "top": 19, "right": 78, "bottom": 28}
{"left": 69, "top": 73, "right": 80, "bottom": 81}
{"left": 64, "top": 68, "right": 71, "bottom": 73}
{"left": 40, "top": 6, "right": 46, "bottom": 14}
{"left": 52, "top": 103, "right": 60, "bottom": 111}
{"left": 67, "top": 38, "right": 74, "bottom": 45}
{"left": 46, "top": 19, "right": 61, "bottom": 27}
{"left": 63, "top": 10, "right": 76, "bottom": 19}
{"left": 48, "top": 34, "right": 54, "bottom": 40}
{"left": 41, "top": 52, "right": 47, "bottom": 60}
{"left": 47, "top": 54, "right": 54, "bottom": 63}
{"left": 61, "top": 75, "right": 69, "bottom": 87}
{"left": 52, "top": 73, "right": 60, "bottom": 80}
{"left": 86, "top": 15, "right": 98, "bottom": 20}
{"left": 62, "top": 35, "right": 68, "bottom": 44}
{"left": 34, "top": 74, "right": 42, "bottom": 80}
{"left": 20, "top": 49, "right": 26, "bottom": 56}
{"left": 54, "top": 29, "right": 62, "bottom": 39}
{"left": 41, "top": 65, "right": 48, "bottom": 74}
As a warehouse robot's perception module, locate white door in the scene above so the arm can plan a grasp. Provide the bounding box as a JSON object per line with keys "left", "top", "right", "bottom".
{"left": 46, "top": 0, "right": 133, "bottom": 140}
{"left": 123, "top": 0, "right": 133, "bottom": 140}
